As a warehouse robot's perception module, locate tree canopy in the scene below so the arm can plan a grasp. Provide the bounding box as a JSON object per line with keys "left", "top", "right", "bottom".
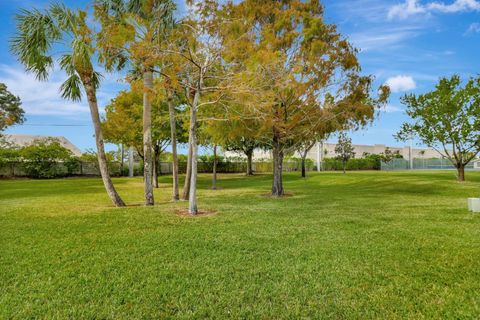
{"left": 0, "top": 83, "right": 24, "bottom": 133}
{"left": 396, "top": 75, "right": 480, "bottom": 181}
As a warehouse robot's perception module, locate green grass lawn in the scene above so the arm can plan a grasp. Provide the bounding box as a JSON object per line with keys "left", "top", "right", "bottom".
{"left": 1, "top": 171, "right": 480, "bottom": 319}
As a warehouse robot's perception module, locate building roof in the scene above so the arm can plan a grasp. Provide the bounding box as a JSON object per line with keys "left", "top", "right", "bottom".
{"left": 3, "top": 134, "right": 82, "bottom": 156}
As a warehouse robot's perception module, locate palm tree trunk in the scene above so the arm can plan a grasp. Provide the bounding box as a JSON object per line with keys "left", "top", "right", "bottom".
{"left": 128, "top": 146, "right": 134, "bottom": 177}
{"left": 83, "top": 79, "right": 125, "bottom": 207}
{"left": 143, "top": 70, "right": 154, "bottom": 205}
{"left": 212, "top": 144, "right": 217, "bottom": 190}
{"left": 168, "top": 97, "right": 179, "bottom": 201}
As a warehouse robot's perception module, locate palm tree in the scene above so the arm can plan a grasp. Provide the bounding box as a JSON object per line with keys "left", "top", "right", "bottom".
{"left": 11, "top": 4, "right": 126, "bottom": 207}
{"left": 95, "top": 0, "right": 176, "bottom": 206}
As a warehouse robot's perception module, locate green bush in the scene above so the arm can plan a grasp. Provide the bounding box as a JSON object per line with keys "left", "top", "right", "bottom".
{"left": 323, "top": 157, "right": 380, "bottom": 171}
{"left": 20, "top": 139, "right": 76, "bottom": 178}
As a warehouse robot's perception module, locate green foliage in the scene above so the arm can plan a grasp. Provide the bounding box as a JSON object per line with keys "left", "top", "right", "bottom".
{"left": 11, "top": 4, "right": 99, "bottom": 101}
{"left": 0, "top": 145, "right": 21, "bottom": 166}
{"left": 285, "top": 157, "right": 315, "bottom": 170}
{"left": 396, "top": 75, "right": 480, "bottom": 168}
{"left": 20, "top": 139, "right": 75, "bottom": 178}
{"left": 0, "top": 83, "right": 24, "bottom": 132}
{"left": 334, "top": 132, "right": 355, "bottom": 171}
{"left": 323, "top": 157, "right": 380, "bottom": 171}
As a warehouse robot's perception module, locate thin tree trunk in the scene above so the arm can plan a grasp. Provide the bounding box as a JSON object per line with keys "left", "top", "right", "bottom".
{"left": 188, "top": 89, "right": 201, "bottom": 215}
{"left": 301, "top": 153, "right": 306, "bottom": 178}
{"left": 212, "top": 144, "right": 217, "bottom": 190}
{"left": 167, "top": 97, "right": 179, "bottom": 201}
{"left": 143, "top": 70, "right": 154, "bottom": 205}
{"left": 182, "top": 115, "right": 193, "bottom": 201}
{"left": 83, "top": 78, "right": 125, "bottom": 207}
{"left": 119, "top": 144, "right": 124, "bottom": 176}
{"left": 246, "top": 149, "right": 254, "bottom": 176}
{"left": 457, "top": 163, "right": 465, "bottom": 182}
{"left": 343, "top": 160, "right": 346, "bottom": 174}
{"left": 153, "top": 146, "right": 159, "bottom": 188}
{"left": 271, "top": 128, "right": 284, "bottom": 197}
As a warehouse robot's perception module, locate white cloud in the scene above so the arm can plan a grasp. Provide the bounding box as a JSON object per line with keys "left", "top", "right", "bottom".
{"left": 0, "top": 65, "right": 125, "bottom": 117}
{"left": 0, "top": 65, "right": 91, "bottom": 116}
{"left": 428, "top": 0, "right": 480, "bottom": 13}
{"left": 385, "top": 75, "right": 417, "bottom": 92}
{"left": 384, "top": 104, "right": 403, "bottom": 113}
{"left": 388, "top": 0, "right": 480, "bottom": 19}
{"left": 466, "top": 22, "right": 480, "bottom": 34}
{"left": 349, "top": 26, "right": 421, "bottom": 51}
{"left": 388, "top": 0, "right": 427, "bottom": 20}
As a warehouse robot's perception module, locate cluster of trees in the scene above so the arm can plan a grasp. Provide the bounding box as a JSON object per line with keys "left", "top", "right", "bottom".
{"left": 11, "top": 0, "right": 389, "bottom": 214}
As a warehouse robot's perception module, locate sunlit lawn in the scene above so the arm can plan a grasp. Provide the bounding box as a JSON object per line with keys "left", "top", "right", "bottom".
{"left": 1, "top": 171, "right": 480, "bottom": 318}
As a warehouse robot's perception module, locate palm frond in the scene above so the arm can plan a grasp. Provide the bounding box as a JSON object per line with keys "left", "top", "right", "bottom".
{"left": 60, "top": 73, "right": 83, "bottom": 102}
{"left": 10, "top": 8, "right": 61, "bottom": 80}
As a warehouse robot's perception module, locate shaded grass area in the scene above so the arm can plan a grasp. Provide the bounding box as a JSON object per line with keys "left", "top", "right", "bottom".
{"left": 1, "top": 171, "right": 480, "bottom": 318}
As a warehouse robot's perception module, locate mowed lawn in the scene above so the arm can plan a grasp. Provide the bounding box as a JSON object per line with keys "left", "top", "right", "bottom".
{"left": 1, "top": 171, "right": 480, "bottom": 319}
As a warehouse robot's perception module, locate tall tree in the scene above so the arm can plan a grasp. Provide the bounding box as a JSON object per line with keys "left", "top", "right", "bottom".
{"left": 102, "top": 84, "right": 186, "bottom": 188}
{"left": 11, "top": 4, "right": 125, "bottom": 206}
{"left": 0, "top": 83, "right": 24, "bottom": 133}
{"left": 218, "top": 0, "right": 388, "bottom": 197}
{"left": 396, "top": 75, "right": 480, "bottom": 182}
{"left": 167, "top": 1, "right": 232, "bottom": 214}
{"left": 335, "top": 132, "right": 355, "bottom": 174}
{"left": 95, "top": 0, "right": 176, "bottom": 205}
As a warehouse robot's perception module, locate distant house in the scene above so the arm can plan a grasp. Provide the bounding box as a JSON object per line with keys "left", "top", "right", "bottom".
{"left": 2, "top": 134, "right": 82, "bottom": 157}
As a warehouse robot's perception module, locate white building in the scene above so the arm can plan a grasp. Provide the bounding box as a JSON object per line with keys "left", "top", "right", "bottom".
{"left": 227, "top": 142, "right": 444, "bottom": 162}
{"left": 2, "top": 134, "right": 82, "bottom": 156}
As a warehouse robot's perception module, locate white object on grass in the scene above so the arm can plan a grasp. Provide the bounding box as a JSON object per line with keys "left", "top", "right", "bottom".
{"left": 467, "top": 198, "right": 480, "bottom": 212}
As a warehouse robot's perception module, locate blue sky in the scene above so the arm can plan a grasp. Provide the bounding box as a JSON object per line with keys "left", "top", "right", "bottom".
{"left": 1, "top": 0, "right": 480, "bottom": 153}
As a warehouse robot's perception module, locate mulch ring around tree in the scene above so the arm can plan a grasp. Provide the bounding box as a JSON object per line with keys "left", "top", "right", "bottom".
{"left": 175, "top": 209, "right": 217, "bottom": 218}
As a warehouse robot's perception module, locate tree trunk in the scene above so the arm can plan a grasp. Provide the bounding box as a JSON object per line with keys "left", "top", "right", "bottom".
{"left": 301, "top": 154, "right": 306, "bottom": 178}
{"left": 153, "top": 146, "right": 159, "bottom": 188}
{"left": 128, "top": 146, "right": 134, "bottom": 177}
{"left": 343, "top": 160, "right": 346, "bottom": 174}
{"left": 457, "top": 163, "right": 465, "bottom": 182}
{"left": 182, "top": 112, "right": 193, "bottom": 201}
{"left": 212, "top": 144, "right": 217, "bottom": 190}
{"left": 271, "top": 129, "right": 284, "bottom": 197}
{"left": 120, "top": 144, "right": 124, "bottom": 176}
{"left": 83, "top": 78, "right": 125, "bottom": 207}
{"left": 167, "top": 97, "right": 180, "bottom": 201}
{"left": 245, "top": 149, "right": 254, "bottom": 176}
{"left": 188, "top": 87, "right": 201, "bottom": 215}
{"left": 143, "top": 70, "right": 154, "bottom": 205}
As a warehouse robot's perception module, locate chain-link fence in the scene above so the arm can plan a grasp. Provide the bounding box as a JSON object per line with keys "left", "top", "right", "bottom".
{"left": 381, "top": 158, "right": 475, "bottom": 170}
